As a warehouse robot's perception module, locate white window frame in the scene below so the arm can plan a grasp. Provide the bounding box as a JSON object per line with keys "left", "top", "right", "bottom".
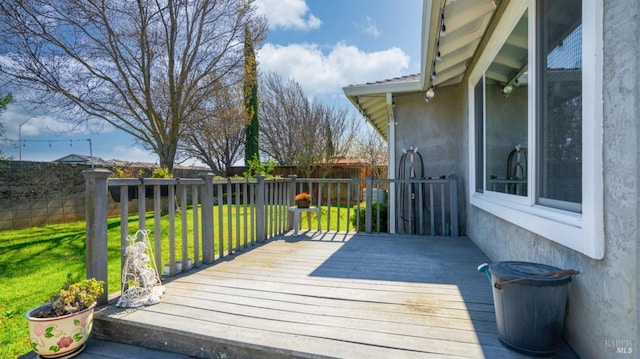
{"left": 467, "top": 0, "right": 604, "bottom": 259}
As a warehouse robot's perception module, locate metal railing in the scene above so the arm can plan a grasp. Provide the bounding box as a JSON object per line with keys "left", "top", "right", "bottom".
{"left": 82, "top": 169, "right": 458, "bottom": 305}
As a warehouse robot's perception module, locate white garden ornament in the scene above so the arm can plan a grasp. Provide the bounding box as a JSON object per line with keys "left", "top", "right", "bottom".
{"left": 116, "top": 229, "right": 166, "bottom": 308}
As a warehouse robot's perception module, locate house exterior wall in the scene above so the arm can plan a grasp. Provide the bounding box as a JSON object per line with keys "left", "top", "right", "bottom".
{"left": 392, "top": 84, "right": 466, "bottom": 233}
{"left": 393, "top": 85, "right": 463, "bottom": 178}
{"left": 460, "top": 1, "right": 639, "bottom": 358}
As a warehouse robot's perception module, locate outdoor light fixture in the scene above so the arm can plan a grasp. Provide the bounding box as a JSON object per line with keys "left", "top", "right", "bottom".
{"left": 425, "top": 86, "right": 435, "bottom": 102}
{"left": 431, "top": 71, "right": 437, "bottom": 80}
{"left": 440, "top": 23, "right": 447, "bottom": 37}
{"left": 501, "top": 85, "right": 514, "bottom": 97}
{"left": 435, "top": 51, "right": 442, "bottom": 62}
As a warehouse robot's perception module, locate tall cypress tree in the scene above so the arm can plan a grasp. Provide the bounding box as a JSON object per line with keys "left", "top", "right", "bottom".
{"left": 0, "top": 93, "right": 11, "bottom": 111}
{"left": 0, "top": 93, "right": 12, "bottom": 159}
{"left": 244, "top": 25, "right": 259, "bottom": 164}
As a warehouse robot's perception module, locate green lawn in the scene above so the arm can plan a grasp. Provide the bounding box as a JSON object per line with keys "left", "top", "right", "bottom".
{"left": 0, "top": 204, "right": 355, "bottom": 358}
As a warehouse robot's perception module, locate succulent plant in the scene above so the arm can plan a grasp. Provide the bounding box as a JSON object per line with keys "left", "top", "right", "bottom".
{"left": 32, "top": 276, "right": 104, "bottom": 318}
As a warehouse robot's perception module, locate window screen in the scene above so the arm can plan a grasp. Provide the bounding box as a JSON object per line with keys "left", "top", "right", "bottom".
{"left": 536, "top": 0, "right": 582, "bottom": 211}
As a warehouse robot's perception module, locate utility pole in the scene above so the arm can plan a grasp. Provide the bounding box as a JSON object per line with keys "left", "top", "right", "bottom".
{"left": 18, "top": 116, "right": 36, "bottom": 160}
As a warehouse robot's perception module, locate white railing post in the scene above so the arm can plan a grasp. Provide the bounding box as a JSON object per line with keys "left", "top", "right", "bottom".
{"left": 255, "top": 175, "right": 266, "bottom": 242}
{"left": 82, "top": 168, "right": 111, "bottom": 306}
{"left": 137, "top": 179, "right": 146, "bottom": 230}
{"left": 287, "top": 175, "right": 297, "bottom": 231}
{"left": 364, "top": 175, "right": 373, "bottom": 233}
{"left": 119, "top": 184, "right": 129, "bottom": 278}
{"left": 199, "top": 173, "right": 215, "bottom": 263}
{"left": 449, "top": 174, "right": 459, "bottom": 236}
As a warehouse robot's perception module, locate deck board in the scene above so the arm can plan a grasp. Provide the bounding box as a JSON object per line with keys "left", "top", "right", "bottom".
{"left": 93, "top": 234, "right": 547, "bottom": 358}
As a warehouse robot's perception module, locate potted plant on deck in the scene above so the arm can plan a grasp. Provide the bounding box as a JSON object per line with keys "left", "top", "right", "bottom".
{"left": 25, "top": 277, "right": 104, "bottom": 358}
{"left": 295, "top": 192, "right": 311, "bottom": 208}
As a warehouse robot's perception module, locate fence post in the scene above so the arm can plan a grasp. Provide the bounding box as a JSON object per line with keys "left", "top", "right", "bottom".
{"left": 365, "top": 175, "right": 373, "bottom": 233}
{"left": 287, "top": 175, "right": 297, "bottom": 231}
{"left": 255, "top": 175, "right": 266, "bottom": 243}
{"left": 82, "top": 168, "right": 111, "bottom": 306}
{"left": 199, "top": 173, "right": 215, "bottom": 263}
{"left": 448, "top": 174, "right": 459, "bottom": 236}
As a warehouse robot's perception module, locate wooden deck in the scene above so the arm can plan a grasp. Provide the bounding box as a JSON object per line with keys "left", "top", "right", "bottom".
{"left": 93, "top": 232, "right": 576, "bottom": 358}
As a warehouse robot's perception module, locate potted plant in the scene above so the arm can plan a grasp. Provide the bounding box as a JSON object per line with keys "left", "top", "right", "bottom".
{"left": 25, "top": 276, "right": 104, "bottom": 358}
{"left": 295, "top": 192, "right": 311, "bottom": 208}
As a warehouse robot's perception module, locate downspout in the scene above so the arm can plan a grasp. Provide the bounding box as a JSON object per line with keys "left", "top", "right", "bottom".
{"left": 386, "top": 92, "right": 397, "bottom": 233}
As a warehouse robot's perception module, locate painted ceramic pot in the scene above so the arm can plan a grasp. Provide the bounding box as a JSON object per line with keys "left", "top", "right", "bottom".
{"left": 25, "top": 302, "right": 96, "bottom": 358}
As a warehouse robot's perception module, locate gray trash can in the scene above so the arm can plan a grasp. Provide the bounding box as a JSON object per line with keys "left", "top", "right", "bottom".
{"left": 489, "top": 261, "right": 576, "bottom": 357}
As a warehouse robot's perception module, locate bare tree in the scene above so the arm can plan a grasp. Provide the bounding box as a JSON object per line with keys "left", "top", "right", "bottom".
{"left": 259, "top": 72, "right": 359, "bottom": 177}
{"left": 314, "top": 104, "right": 360, "bottom": 177}
{"left": 259, "top": 72, "right": 309, "bottom": 166}
{"left": 0, "top": 0, "right": 266, "bottom": 173}
{"left": 352, "top": 126, "right": 388, "bottom": 179}
{"left": 181, "top": 81, "right": 246, "bottom": 176}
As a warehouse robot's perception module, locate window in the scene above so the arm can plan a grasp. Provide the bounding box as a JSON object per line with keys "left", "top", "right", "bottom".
{"left": 536, "top": 0, "right": 582, "bottom": 212}
{"left": 477, "top": 14, "right": 529, "bottom": 197}
{"left": 468, "top": 0, "right": 603, "bottom": 259}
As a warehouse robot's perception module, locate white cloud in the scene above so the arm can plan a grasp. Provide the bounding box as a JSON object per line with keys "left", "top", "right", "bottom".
{"left": 1, "top": 106, "right": 64, "bottom": 138}
{"left": 255, "top": 0, "right": 321, "bottom": 31}
{"left": 110, "top": 145, "right": 158, "bottom": 163}
{"left": 356, "top": 17, "right": 381, "bottom": 38}
{"left": 257, "top": 42, "right": 410, "bottom": 98}
{"left": 1, "top": 102, "right": 116, "bottom": 139}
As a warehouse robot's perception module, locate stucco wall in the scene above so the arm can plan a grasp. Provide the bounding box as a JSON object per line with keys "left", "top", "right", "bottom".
{"left": 393, "top": 86, "right": 463, "bottom": 178}
{"left": 392, "top": 85, "right": 466, "bottom": 234}
{"left": 461, "top": 1, "right": 639, "bottom": 358}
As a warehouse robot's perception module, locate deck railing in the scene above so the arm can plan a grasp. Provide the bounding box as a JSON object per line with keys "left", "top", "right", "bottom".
{"left": 82, "top": 169, "right": 457, "bottom": 305}
{"left": 289, "top": 175, "right": 458, "bottom": 236}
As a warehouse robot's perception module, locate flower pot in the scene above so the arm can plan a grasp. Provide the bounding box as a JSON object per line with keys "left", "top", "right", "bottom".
{"left": 163, "top": 258, "right": 192, "bottom": 275}
{"left": 25, "top": 302, "right": 96, "bottom": 358}
{"left": 297, "top": 199, "right": 310, "bottom": 208}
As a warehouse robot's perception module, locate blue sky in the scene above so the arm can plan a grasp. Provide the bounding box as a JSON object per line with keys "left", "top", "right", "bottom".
{"left": 0, "top": 0, "right": 422, "bottom": 165}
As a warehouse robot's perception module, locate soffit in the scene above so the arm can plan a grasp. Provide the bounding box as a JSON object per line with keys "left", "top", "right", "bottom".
{"left": 343, "top": 0, "right": 498, "bottom": 141}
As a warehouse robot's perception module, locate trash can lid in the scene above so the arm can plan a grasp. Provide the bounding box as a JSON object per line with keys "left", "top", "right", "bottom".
{"left": 489, "top": 261, "right": 573, "bottom": 286}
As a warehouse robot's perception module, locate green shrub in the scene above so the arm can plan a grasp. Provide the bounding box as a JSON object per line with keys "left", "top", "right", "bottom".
{"left": 243, "top": 155, "right": 276, "bottom": 178}
{"left": 351, "top": 202, "right": 388, "bottom": 232}
{"left": 152, "top": 167, "right": 172, "bottom": 178}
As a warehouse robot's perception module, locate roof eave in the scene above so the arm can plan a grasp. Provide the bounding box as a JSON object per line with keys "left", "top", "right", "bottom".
{"left": 420, "top": 0, "right": 438, "bottom": 90}
{"left": 342, "top": 78, "right": 422, "bottom": 98}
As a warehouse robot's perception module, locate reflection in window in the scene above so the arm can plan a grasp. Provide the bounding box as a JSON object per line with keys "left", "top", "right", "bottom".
{"left": 483, "top": 14, "right": 529, "bottom": 196}
{"left": 536, "top": 0, "right": 582, "bottom": 211}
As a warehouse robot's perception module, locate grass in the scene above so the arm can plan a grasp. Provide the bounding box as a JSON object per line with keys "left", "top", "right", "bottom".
{"left": 0, "top": 203, "right": 355, "bottom": 358}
